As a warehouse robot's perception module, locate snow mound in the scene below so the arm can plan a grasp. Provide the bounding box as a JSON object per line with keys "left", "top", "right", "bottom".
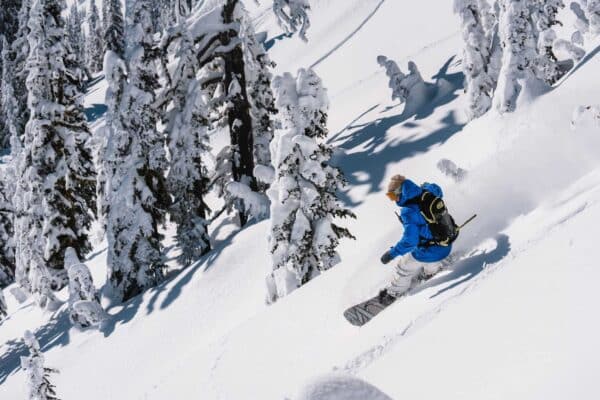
{"left": 296, "top": 374, "right": 393, "bottom": 400}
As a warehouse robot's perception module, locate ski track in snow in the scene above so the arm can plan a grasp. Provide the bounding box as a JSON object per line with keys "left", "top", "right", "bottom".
{"left": 310, "top": 0, "right": 386, "bottom": 69}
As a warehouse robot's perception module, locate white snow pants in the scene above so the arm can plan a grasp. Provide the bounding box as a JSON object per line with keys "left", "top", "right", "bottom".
{"left": 386, "top": 257, "right": 442, "bottom": 298}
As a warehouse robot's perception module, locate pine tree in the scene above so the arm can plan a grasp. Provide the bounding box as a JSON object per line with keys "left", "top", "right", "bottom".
{"left": 213, "top": 0, "right": 259, "bottom": 227}
{"left": 266, "top": 69, "right": 355, "bottom": 303}
{"left": 14, "top": 0, "right": 96, "bottom": 306}
{"left": 495, "top": 0, "right": 538, "bottom": 113}
{"left": 66, "top": 4, "right": 85, "bottom": 64}
{"left": 86, "top": 0, "right": 104, "bottom": 73}
{"left": 0, "top": 288, "right": 7, "bottom": 319}
{"left": 163, "top": 21, "right": 212, "bottom": 266}
{"left": 530, "top": 0, "right": 565, "bottom": 85}
{"left": 6, "top": 0, "right": 31, "bottom": 152}
{"left": 273, "top": 0, "right": 311, "bottom": 41}
{"left": 0, "top": 0, "right": 23, "bottom": 148}
{"left": 586, "top": 0, "right": 600, "bottom": 36}
{"left": 104, "top": 0, "right": 169, "bottom": 302}
{"left": 65, "top": 247, "right": 105, "bottom": 328}
{"left": 103, "top": 0, "right": 125, "bottom": 56}
{"left": 21, "top": 330, "right": 60, "bottom": 400}
{"left": 241, "top": 13, "right": 278, "bottom": 191}
{"left": 455, "top": 0, "right": 496, "bottom": 119}
{"left": 0, "top": 168, "right": 15, "bottom": 288}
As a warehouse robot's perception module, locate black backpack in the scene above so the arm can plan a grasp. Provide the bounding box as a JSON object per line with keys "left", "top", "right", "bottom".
{"left": 404, "top": 189, "right": 459, "bottom": 247}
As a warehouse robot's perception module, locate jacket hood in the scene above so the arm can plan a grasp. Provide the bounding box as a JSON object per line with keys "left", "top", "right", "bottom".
{"left": 396, "top": 179, "right": 422, "bottom": 206}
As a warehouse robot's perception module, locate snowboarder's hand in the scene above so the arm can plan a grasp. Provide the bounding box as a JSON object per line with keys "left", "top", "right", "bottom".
{"left": 380, "top": 250, "right": 393, "bottom": 265}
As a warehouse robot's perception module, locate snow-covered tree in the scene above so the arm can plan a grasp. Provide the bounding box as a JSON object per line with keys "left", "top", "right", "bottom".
{"left": 273, "top": 0, "right": 311, "bottom": 41}
{"left": 586, "top": 0, "right": 600, "bottom": 35}
{"left": 454, "top": 0, "right": 497, "bottom": 119}
{"left": 495, "top": 0, "right": 538, "bottom": 113}
{"left": 65, "top": 248, "right": 105, "bottom": 328}
{"left": 66, "top": 4, "right": 85, "bottom": 65}
{"left": 162, "top": 22, "right": 212, "bottom": 266}
{"left": 103, "top": 0, "right": 169, "bottom": 302}
{"left": 103, "top": 0, "right": 125, "bottom": 57}
{"left": 0, "top": 0, "right": 23, "bottom": 148}
{"left": 530, "top": 0, "right": 565, "bottom": 85}
{"left": 14, "top": 0, "right": 96, "bottom": 306}
{"left": 242, "top": 14, "right": 278, "bottom": 193}
{"left": 0, "top": 288, "right": 7, "bottom": 319}
{"left": 86, "top": 0, "right": 104, "bottom": 73}
{"left": 0, "top": 169, "right": 15, "bottom": 288}
{"left": 206, "top": 1, "right": 262, "bottom": 227}
{"left": 5, "top": 0, "right": 31, "bottom": 152}
{"left": 571, "top": 1, "right": 590, "bottom": 37}
{"left": 20, "top": 330, "right": 60, "bottom": 400}
{"left": 266, "top": 69, "right": 355, "bottom": 303}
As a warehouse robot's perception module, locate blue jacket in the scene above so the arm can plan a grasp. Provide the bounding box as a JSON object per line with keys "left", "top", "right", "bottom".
{"left": 388, "top": 179, "right": 452, "bottom": 263}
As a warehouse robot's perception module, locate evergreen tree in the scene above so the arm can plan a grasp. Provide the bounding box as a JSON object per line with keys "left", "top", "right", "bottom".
{"left": 66, "top": 4, "right": 85, "bottom": 64}
{"left": 586, "top": 0, "right": 600, "bottom": 36}
{"left": 0, "top": 0, "right": 23, "bottom": 148}
{"left": 65, "top": 247, "right": 105, "bottom": 328}
{"left": 103, "top": 0, "right": 169, "bottom": 302}
{"left": 266, "top": 69, "right": 355, "bottom": 303}
{"left": 86, "top": 0, "right": 104, "bottom": 73}
{"left": 455, "top": 0, "right": 496, "bottom": 119}
{"left": 531, "top": 0, "right": 565, "bottom": 85}
{"left": 495, "top": 0, "right": 538, "bottom": 113}
{"left": 242, "top": 14, "right": 278, "bottom": 187}
{"left": 0, "top": 288, "right": 6, "bottom": 319}
{"left": 0, "top": 168, "right": 15, "bottom": 288}
{"left": 14, "top": 0, "right": 96, "bottom": 306}
{"left": 7, "top": 0, "right": 31, "bottom": 152}
{"left": 213, "top": 0, "right": 259, "bottom": 227}
{"left": 273, "top": 0, "right": 311, "bottom": 41}
{"left": 21, "top": 330, "right": 60, "bottom": 400}
{"left": 103, "top": 0, "right": 125, "bottom": 56}
{"left": 163, "top": 21, "right": 212, "bottom": 266}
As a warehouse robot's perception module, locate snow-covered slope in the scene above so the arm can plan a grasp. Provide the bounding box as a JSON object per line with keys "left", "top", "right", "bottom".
{"left": 2, "top": 1, "right": 600, "bottom": 399}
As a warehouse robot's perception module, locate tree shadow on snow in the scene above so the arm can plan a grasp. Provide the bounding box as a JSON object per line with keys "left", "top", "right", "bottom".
{"left": 332, "top": 57, "right": 465, "bottom": 207}
{"left": 415, "top": 234, "right": 511, "bottom": 299}
{"left": 84, "top": 103, "right": 108, "bottom": 123}
{"left": 0, "top": 309, "right": 71, "bottom": 385}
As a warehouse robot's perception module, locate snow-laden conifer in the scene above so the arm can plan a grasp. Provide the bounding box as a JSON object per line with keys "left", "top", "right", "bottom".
{"left": 530, "top": 0, "right": 565, "bottom": 85}
{"left": 14, "top": 0, "right": 96, "bottom": 306}
{"left": 455, "top": 0, "right": 497, "bottom": 119}
{"left": 0, "top": 168, "right": 15, "bottom": 288}
{"left": 266, "top": 69, "right": 355, "bottom": 303}
{"left": 20, "top": 330, "right": 60, "bottom": 400}
{"left": 86, "top": 0, "right": 104, "bottom": 73}
{"left": 65, "top": 248, "right": 105, "bottom": 328}
{"left": 103, "top": 0, "right": 125, "bottom": 56}
{"left": 66, "top": 4, "right": 86, "bottom": 68}
{"left": 242, "top": 13, "right": 278, "bottom": 192}
{"left": 163, "top": 21, "right": 212, "bottom": 266}
{"left": 103, "top": 0, "right": 169, "bottom": 301}
{"left": 273, "top": 0, "right": 311, "bottom": 41}
{"left": 586, "top": 0, "right": 600, "bottom": 35}
{"left": 0, "top": 288, "right": 7, "bottom": 319}
{"left": 495, "top": 0, "right": 538, "bottom": 113}
{"left": 7, "top": 0, "right": 32, "bottom": 149}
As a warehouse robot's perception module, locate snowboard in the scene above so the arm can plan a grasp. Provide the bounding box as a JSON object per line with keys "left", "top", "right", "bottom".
{"left": 343, "top": 292, "right": 397, "bottom": 327}
{"left": 344, "top": 250, "right": 469, "bottom": 326}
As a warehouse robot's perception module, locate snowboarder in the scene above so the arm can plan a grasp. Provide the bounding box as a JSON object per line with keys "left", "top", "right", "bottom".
{"left": 378, "top": 175, "right": 457, "bottom": 304}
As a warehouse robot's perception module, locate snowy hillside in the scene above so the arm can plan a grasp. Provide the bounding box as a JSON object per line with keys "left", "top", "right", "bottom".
{"left": 2, "top": 0, "right": 600, "bottom": 399}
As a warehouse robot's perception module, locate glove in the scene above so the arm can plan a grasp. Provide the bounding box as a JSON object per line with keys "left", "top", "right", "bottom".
{"left": 380, "top": 250, "right": 393, "bottom": 265}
